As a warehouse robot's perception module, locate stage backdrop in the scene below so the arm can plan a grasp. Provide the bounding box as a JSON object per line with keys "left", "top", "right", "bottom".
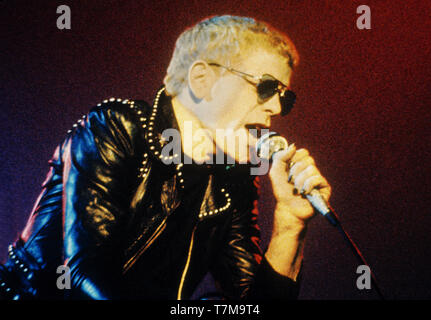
{"left": 1, "top": 0, "right": 430, "bottom": 299}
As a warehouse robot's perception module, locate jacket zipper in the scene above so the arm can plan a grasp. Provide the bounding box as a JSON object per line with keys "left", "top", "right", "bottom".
{"left": 177, "top": 225, "right": 197, "bottom": 300}
{"left": 122, "top": 217, "right": 168, "bottom": 274}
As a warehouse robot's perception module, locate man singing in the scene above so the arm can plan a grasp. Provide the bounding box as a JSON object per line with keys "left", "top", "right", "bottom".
{"left": 0, "top": 15, "right": 331, "bottom": 300}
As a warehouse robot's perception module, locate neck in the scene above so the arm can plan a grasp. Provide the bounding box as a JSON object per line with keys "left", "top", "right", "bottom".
{"left": 171, "top": 95, "right": 216, "bottom": 163}
{"left": 171, "top": 90, "right": 253, "bottom": 164}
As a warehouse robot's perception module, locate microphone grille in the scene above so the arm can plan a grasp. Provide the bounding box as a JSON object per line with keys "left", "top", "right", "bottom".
{"left": 256, "top": 132, "right": 288, "bottom": 160}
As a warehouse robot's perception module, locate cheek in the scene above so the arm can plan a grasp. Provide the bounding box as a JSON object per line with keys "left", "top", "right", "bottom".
{"left": 211, "top": 79, "right": 258, "bottom": 127}
{"left": 224, "top": 86, "right": 257, "bottom": 116}
{"left": 223, "top": 95, "right": 253, "bottom": 126}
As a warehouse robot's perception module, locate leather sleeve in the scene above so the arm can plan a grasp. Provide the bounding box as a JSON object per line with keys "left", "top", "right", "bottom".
{"left": 246, "top": 255, "right": 301, "bottom": 300}
{"left": 210, "top": 176, "right": 263, "bottom": 299}
{"left": 62, "top": 101, "right": 143, "bottom": 299}
{"left": 211, "top": 176, "right": 301, "bottom": 300}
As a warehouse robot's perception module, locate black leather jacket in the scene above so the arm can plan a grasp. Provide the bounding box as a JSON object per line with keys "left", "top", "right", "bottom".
{"left": 0, "top": 88, "right": 300, "bottom": 300}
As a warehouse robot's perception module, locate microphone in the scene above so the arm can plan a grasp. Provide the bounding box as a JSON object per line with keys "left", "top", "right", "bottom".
{"left": 256, "top": 131, "right": 339, "bottom": 226}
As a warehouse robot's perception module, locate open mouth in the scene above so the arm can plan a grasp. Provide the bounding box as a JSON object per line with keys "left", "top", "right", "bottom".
{"left": 245, "top": 124, "right": 270, "bottom": 139}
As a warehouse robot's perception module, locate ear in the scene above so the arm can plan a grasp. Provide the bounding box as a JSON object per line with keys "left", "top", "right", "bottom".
{"left": 187, "top": 60, "right": 215, "bottom": 100}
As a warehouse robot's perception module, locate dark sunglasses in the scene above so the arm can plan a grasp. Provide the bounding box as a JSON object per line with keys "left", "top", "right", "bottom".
{"left": 209, "top": 62, "right": 296, "bottom": 116}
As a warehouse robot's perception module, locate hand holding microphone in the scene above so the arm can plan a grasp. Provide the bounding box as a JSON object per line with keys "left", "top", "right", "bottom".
{"left": 256, "top": 132, "right": 338, "bottom": 226}
{"left": 257, "top": 133, "right": 385, "bottom": 298}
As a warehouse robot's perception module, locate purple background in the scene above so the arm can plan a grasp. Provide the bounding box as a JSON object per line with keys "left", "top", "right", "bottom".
{"left": 1, "top": 0, "right": 430, "bottom": 299}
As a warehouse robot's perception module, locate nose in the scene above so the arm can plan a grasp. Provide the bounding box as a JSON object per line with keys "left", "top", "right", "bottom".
{"left": 262, "top": 94, "right": 282, "bottom": 116}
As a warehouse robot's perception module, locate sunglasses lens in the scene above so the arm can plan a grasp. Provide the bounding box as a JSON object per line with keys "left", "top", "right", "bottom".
{"left": 257, "top": 77, "right": 279, "bottom": 100}
{"left": 280, "top": 90, "right": 296, "bottom": 116}
{"left": 257, "top": 75, "right": 296, "bottom": 116}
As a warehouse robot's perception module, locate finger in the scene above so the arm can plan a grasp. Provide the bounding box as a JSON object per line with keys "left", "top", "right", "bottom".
{"left": 272, "top": 143, "right": 296, "bottom": 169}
{"left": 318, "top": 183, "right": 332, "bottom": 202}
{"left": 288, "top": 156, "right": 315, "bottom": 182}
{"left": 290, "top": 148, "right": 310, "bottom": 164}
{"left": 294, "top": 165, "right": 320, "bottom": 191}
{"left": 301, "top": 175, "right": 329, "bottom": 196}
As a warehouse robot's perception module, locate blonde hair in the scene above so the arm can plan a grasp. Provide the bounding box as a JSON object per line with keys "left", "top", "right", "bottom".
{"left": 163, "top": 15, "right": 299, "bottom": 96}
